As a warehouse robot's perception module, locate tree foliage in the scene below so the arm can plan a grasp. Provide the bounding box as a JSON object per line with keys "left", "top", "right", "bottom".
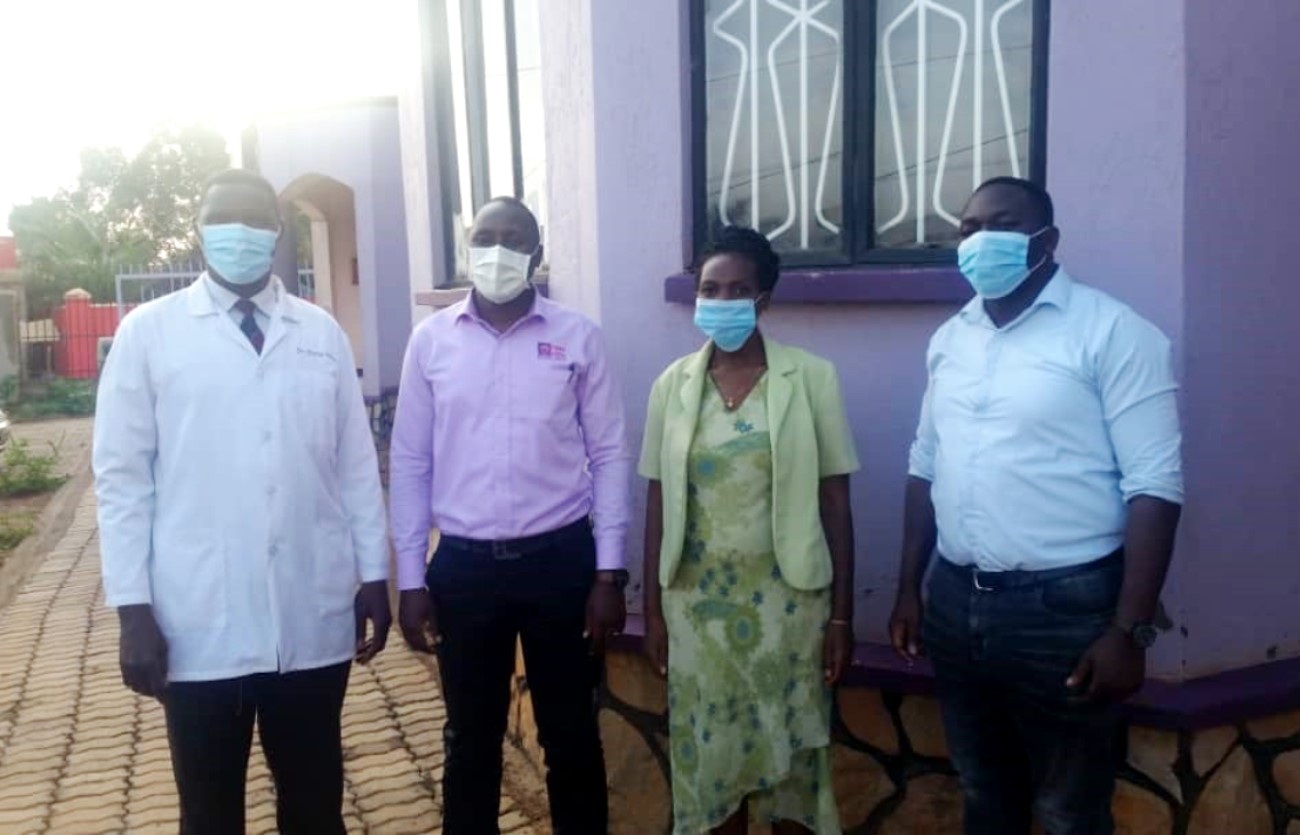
{"left": 8, "top": 125, "right": 230, "bottom": 314}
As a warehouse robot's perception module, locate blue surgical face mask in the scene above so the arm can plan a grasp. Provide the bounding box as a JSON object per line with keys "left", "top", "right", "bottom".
{"left": 201, "top": 223, "right": 278, "bottom": 285}
{"left": 957, "top": 228, "right": 1049, "bottom": 299}
{"left": 694, "top": 298, "right": 758, "bottom": 352}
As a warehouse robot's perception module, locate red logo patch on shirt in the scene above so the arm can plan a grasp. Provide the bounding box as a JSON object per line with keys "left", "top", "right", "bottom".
{"left": 537, "top": 342, "right": 567, "bottom": 361}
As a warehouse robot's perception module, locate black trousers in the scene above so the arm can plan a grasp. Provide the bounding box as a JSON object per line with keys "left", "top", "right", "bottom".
{"left": 924, "top": 556, "right": 1125, "bottom": 835}
{"left": 163, "top": 661, "right": 351, "bottom": 835}
{"left": 428, "top": 521, "right": 608, "bottom": 835}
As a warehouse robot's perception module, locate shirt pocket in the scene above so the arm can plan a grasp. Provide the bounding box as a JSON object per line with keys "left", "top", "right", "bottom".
{"left": 520, "top": 361, "right": 580, "bottom": 427}
{"left": 313, "top": 519, "right": 358, "bottom": 618}
{"left": 292, "top": 364, "right": 338, "bottom": 450}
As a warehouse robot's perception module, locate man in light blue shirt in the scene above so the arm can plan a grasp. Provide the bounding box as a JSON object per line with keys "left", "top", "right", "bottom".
{"left": 889, "top": 178, "right": 1183, "bottom": 835}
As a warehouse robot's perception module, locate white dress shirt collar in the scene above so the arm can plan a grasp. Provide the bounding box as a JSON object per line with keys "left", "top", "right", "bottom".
{"left": 203, "top": 271, "right": 281, "bottom": 317}
{"left": 959, "top": 267, "right": 1074, "bottom": 330}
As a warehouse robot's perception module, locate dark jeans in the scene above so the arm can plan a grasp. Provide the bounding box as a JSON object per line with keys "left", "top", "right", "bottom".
{"left": 163, "top": 661, "right": 351, "bottom": 835}
{"left": 428, "top": 520, "right": 607, "bottom": 835}
{"left": 923, "top": 556, "right": 1124, "bottom": 835}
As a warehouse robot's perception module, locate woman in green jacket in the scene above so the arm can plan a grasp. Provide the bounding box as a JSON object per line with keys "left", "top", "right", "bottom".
{"left": 640, "top": 226, "right": 859, "bottom": 834}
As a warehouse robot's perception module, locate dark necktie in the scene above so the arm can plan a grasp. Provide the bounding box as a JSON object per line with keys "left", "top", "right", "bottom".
{"left": 234, "top": 299, "right": 264, "bottom": 354}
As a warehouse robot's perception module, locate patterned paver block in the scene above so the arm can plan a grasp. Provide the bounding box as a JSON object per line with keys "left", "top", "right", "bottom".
{"left": 0, "top": 476, "right": 541, "bottom": 834}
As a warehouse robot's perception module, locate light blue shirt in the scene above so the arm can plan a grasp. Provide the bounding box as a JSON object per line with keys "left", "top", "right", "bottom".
{"left": 908, "top": 269, "right": 1184, "bottom": 572}
{"left": 204, "top": 272, "right": 277, "bottom": 334}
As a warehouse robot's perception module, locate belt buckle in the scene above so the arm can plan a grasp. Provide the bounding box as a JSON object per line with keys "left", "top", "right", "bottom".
{"left": 491, "top": 540, "right": 522, "bottom": 561}
{"left": 972, "top": 570, "right": 993, "bottom": 592}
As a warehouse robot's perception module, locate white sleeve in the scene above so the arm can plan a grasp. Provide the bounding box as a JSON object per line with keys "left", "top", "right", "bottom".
{"left": 1098, "top": 311, "right": 1184, "bottom": 504}
{"left": 334, "top": 329, "right": 389, "bottom": 583}
{"left": 93, "top": 314, "right": 158, "bottom": 607}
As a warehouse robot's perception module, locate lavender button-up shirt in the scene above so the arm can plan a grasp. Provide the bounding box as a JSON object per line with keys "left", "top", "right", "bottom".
{"left": 389, "top": 292, "right": 632, "bottom": 590}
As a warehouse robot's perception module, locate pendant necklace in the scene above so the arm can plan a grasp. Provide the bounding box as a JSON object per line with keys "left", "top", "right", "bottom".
{"left": 711, "top": 364, "right": 767, "bottom": 411}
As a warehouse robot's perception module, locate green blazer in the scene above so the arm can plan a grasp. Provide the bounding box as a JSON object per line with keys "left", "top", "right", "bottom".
{"left": 639, "top": 336, "right": 859, "bottom": 591}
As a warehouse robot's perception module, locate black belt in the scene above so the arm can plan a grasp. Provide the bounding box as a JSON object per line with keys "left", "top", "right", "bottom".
{"left": 439, "top": 518, "right": 591, "bottom": 560}
{"left": 938, "top": 550, "right": 1122, "bottom": 592}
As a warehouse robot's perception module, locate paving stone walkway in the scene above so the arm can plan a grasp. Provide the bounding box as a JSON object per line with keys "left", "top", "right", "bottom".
{"left": 0, "top": 482, "right": 537, "bottom": 834}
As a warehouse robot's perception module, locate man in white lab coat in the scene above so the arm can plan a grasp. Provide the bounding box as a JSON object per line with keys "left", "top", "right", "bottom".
{"left": 94, "top": 168, "right": 391, "bottom": 835}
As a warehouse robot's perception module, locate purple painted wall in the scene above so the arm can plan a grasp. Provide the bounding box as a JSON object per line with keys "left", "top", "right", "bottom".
{"left": 1179, "top": 1, "right": 1300, "bottom": 677}
{"left": 542, "top": 0, "right": 965, "bottom": 649}
{"left": 257, "top": 100, "right": 411, "bottom": 397}
{"left": 1045, "top": 0, "right": 1187, "bottom": 676}
{"left": 527, "top": 0, "right": 1300, "bottom": 681}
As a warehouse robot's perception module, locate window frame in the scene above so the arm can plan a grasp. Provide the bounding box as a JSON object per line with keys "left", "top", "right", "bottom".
{"left": 688, "top": 0, "right": 1052, "bottom": 271}
{"left": 428, "top": 0, "right": 531, "bottom": 289}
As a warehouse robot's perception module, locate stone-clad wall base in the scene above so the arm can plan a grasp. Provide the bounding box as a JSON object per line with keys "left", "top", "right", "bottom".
{"left": 504, "top": 648, "right": 1300, "bottom": 833}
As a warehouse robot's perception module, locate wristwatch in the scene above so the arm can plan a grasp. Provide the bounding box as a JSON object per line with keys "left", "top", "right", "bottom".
{"left": 597, "top": 570, "right": 630, "bottom": 591}
{"left": 1118, "top": 621, "right": 1159, "bottom": 649}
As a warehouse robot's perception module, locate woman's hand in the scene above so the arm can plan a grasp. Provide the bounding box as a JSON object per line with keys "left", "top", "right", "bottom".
{"left": 642, "top": 480, "right": 668, "bottom": 678}
{"left": 818, "top": 475, "right": 855, "bottom": 687}
{"left": 645, "top": 611, "right": 669, "bottom": 678}
{"left": 823, "top": 619, "right": 853, "bottom": 686}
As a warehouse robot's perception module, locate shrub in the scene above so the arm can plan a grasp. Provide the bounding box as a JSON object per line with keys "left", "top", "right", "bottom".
{"left": 8, "top": 378, "right": 97, "bottom": 420}
{"left": 0, "top": 376, "right": 18, "bottom": 408}
{"left": 0, "top": 439, "right": 67, "bottom": 496}
{"left": 0, "top": 513, "right": 35, "bottom": 551}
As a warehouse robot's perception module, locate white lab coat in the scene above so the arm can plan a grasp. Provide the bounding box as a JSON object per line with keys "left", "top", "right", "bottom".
{"left": 94, "top": 276, "right": 388, "bottom": 682}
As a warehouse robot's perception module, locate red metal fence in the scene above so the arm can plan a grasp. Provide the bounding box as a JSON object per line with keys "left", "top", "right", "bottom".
{"left": 21, "top": 290, "right": 126, "bottom": 381}
{"left": 52, "top": 291, "right": 121, "bottom": 379}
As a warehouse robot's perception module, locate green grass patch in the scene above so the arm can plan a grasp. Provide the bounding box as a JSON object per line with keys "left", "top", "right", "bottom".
{"left": 0, "top": 512, "right": 35, "bottom": 551}
{"left": 1, "top": 377, "right": 97, "bottom": 420}
{"left": 0, "top": 439, "right": 67, "bottom": 497}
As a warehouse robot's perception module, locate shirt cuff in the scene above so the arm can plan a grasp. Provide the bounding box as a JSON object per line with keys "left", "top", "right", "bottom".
{"left": 104, "top": 590, "right": 153, "bottom": 608}
{"left": 595, "top": 534, "right": 626, "bottom": 571}
{"left": 396, "top": 550, "right": 429, "bottom": 591}
{"left": 1122, "top": 481, "right": 1185, "bottom": 506}
{"left": 907, "top": 441, "right": 936, "bottom": 482}
{"left": 359, "top": 565, "right": 389, "bottom": 584}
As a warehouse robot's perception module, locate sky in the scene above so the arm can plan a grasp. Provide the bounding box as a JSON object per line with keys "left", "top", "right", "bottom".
{"left": 0, "top": 0, "right": 412, "bottom": 234}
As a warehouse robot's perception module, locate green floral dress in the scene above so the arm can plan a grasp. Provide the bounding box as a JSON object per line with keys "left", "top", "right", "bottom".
{"left": 663, "top": 377, "right": 841, "bottom": 834}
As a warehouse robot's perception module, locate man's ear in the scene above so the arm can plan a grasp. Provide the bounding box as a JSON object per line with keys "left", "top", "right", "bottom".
{"left": 530, "top": 244, "right": 545, "bottom": 277}
{"left": 1043, "top": 226, "right": 1061, "bottom": 257}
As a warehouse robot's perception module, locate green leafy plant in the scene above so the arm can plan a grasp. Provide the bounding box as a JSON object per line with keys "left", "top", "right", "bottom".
{"left": 0, "top": 439, "right": 67, "bottom": 497}
{"left": 8, "top": 378, "right": 97, "bottom": 420}
{"left": 0, "top": 376, "right": 18, "bottom": 408}
{"left": 10, "top": 125, "right": 231, "bottom": 316}
{"left": 42, "top": 378, "right": 96, "bottom": 415}
{"left": 0, "top": 512, "right": 35, "bottom": 551}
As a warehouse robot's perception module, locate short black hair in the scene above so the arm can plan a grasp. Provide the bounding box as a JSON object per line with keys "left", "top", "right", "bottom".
{"left": 698, "top": 226, "right": 781, "bottom": 293}
{"left": 201, "top": 168, "right": 280, "bottom": 212}
{"left": 483, "top": 195, "right": 532, "bottom": 214}
{"left": 479, "top": 196, "right": 541, "bottom": 247}
{"left": 973, "top": 176, "right": 1054, "bottom": 227}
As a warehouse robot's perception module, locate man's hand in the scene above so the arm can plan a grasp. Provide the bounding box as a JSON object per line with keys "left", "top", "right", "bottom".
{"left": 644, "top": 612, "right": 668, "bottom": 678}
{"left": 1067, "top": 626, "right": 1145, "bottom": 705}
{"left": 398, "top": 588, "right": 440, "bottom": 654}
{"left": 823, "top": 620, "right": 853, "bottom": 686}
{"left": 584, "top": 573, "right": 626, "bottom": 657}
{"left": 354, "top": 581, "right": 392, "bottom": 664}
{"left": 889, "top": 589, "right": 924, "bottom": 663}
{"left": 119, "top": 605, "right": 168, "bottom": 700}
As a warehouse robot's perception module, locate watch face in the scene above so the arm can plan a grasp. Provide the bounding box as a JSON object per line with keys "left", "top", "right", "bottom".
{"left": 1132, "top": 624, "right": 1159, "bottom": 649}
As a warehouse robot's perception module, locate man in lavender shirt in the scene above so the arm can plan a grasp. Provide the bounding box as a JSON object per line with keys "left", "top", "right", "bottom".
{"left": 390, "top": 197, "right": 630, "bottom": 834}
